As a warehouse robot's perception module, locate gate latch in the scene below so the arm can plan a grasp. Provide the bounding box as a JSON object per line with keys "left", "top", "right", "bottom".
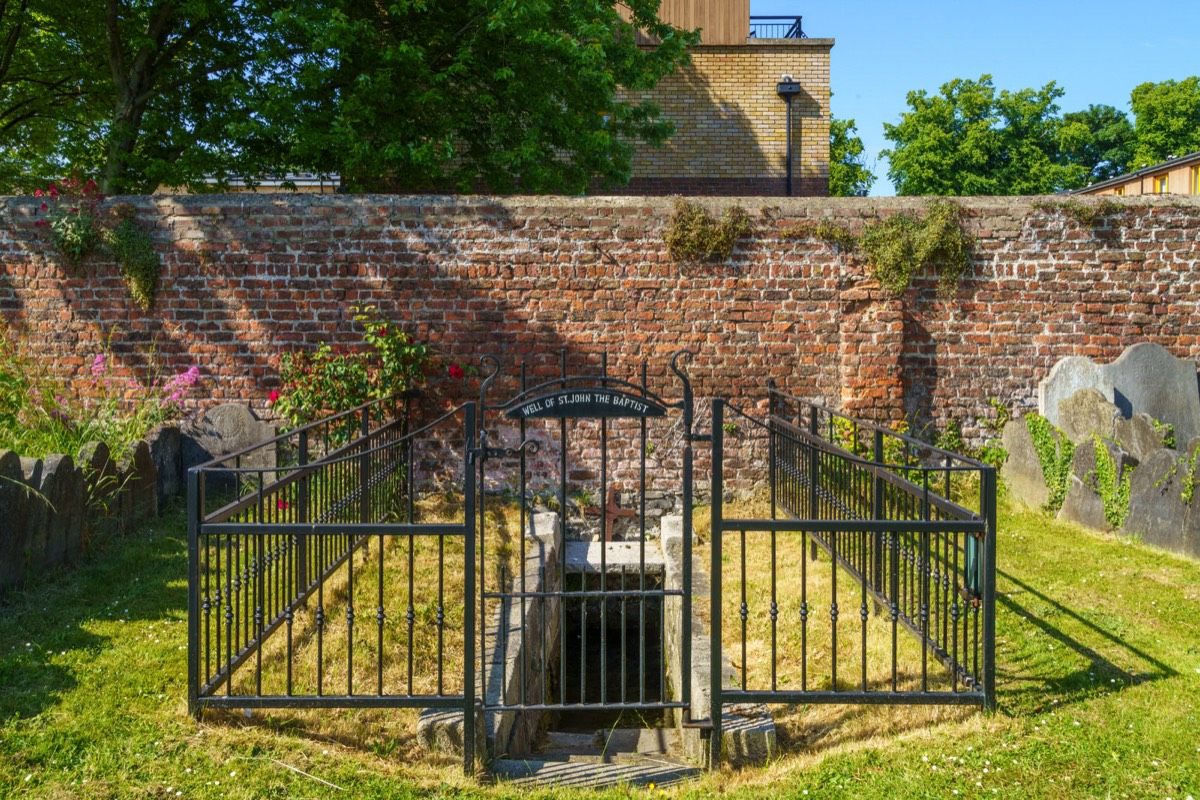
{"left": 474, "top": 431, "right": 541, "bottom": 463}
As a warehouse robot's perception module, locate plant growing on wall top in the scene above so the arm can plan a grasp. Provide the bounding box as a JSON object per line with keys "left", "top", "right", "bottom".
{"left": 858, "top": 199, "right": 973, "bottom": 298}
{"left": 663, "top": 198, "right": 752, "bottom": 264}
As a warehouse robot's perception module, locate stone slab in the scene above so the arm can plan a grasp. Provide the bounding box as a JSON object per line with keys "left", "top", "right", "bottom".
{"left": 182, "top": 404, "right": 276, "bottom": 471}
{"left": 1103, "top": 342, "right": 1200, "bottom": 446}
{"left": 1123, "top": 442, "right": 1200, "bottom": 559}
{"left": 564, "top": 541, "right": 666, "bottom": 575}
{"left": 1057, "top": 388, "right": 1120, "bottom": 445}
{"left": 1000, "top": 418, "right": 1051, "bottom": 510}
{"left": 0, "top": 450, "right": 28, "bottom": 593}
{"left": 1039, "top": 357, "right": 1114, "bottom": 428}
{"left": 1058, "top": 438, "right": 1135, "bottom": 532}
{"left": 147, "top": 425, "right": 182, "bottom": 507}
{"left": 118, "top": 440, "right": 158, "bottom": 530}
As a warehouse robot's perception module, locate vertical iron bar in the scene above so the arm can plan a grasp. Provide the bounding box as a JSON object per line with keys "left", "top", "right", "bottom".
{"left": 463, "top": 403, "right": 477, "bottom": 774}
{"left": 709, "top": 400, "right": 724, "bottom": 769}
{"left": 982, "top": 467, "right": 998, "bottom": 710}
{"left": 600, "top": 351, "right": 608, "bottom": 705}
{"left": 187, "top": 469, "right": 200, "bottom": 715}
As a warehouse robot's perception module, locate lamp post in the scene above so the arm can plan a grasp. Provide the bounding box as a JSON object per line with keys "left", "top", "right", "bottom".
{"left": 776, "top": 76, "right": 801, "bottom": 196}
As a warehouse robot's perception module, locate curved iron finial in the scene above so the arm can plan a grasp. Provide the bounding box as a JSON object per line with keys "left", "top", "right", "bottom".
{"left": 478, "top": 355, "right": 501, "bottom": 408}
{"left": 670, "top": 349, "right": 695, "bottom": 433}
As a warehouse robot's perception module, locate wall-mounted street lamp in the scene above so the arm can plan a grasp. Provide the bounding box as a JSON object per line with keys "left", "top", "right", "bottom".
{"left": 776, "top": 75, "right": 801, "bottom": 196}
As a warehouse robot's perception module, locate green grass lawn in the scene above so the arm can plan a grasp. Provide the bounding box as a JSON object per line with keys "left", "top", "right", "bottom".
{"left": 2, "top": 496, "right": 1199, "bottom": 799}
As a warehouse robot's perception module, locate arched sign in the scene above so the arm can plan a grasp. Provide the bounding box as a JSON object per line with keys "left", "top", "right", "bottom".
{"left": 505, "top": 388, "right": 667, "bottom": 420}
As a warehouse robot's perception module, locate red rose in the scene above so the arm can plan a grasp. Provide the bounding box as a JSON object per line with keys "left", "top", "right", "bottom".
{"left": 449, "top": 364, "right": 464, "bottom": 380}
{"left": 269, "top": 389, "right": 279, "bottom": 404}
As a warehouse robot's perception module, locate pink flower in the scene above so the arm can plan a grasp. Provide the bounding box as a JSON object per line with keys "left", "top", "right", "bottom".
{"left": 269, "top": 389, "right": 280, "bottom": 404}
{"left": 91, "top": 353, "right": 107, "bottom": 376}
{"left": 448, "top": 364, "right": 464, "bottom": 380}
{"left": 276, "top": 498, "right": 290, "bottom": 510}
{"left": 34, "top": 189, "right": 42, "bottom": 197}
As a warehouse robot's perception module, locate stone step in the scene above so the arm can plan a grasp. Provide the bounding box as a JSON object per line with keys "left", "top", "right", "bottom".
{"left": 564, "top": 541, "right": 666, "bottom": 575}
{"left": 490, "top": 757, "right": 700, "bottom": 789}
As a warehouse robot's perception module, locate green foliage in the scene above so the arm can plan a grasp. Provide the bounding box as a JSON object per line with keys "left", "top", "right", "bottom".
{"left": 1059, "top": 104, "right": 1137, "bottom": 184}
{"left": 882, "top": 75, "right": 1087, "bottom": 195}
{"left": 829, "top": 116, "right": 876, "bottom": 197}
{"left": 858, "top": 199, "right": 973, "bottom": 298}
{"left": 0, "top": 330, "right": 199, "bottom": 459}
{"left": 272, "top": 305, "right": 429, "bottom": 432}
{"left": 1090, "top": 435, "right": 1132, "bottom": 529}
{"left": 814, "top": 221, "right": 859, "bottom": 253}
{"left": 935, "top": 419, "right": 966, "bottom": 454}
{"left": 722, "top": 421, "right": 739, "bottom": 435}
{"left": 1152, "top": 419, "right": 1176, "bottom": 451}
{"left": 976, "top": 398, "right": 1011, "bottom": 470}
{"left": 34, "top": 175, "right": 103, "bottom": 265}
{"left": 104, "top": 205, "right": 160, "bottom": 310}
{"left": 1031, "top": 198, "right": 1126, "bottom": 228}
{"left": 1026, "top": 414, "right": 1074, "bottom": 515}
{"left": 664, "top": 198, "right": 753, "bottom": 264}
{"left": 0, "top": 1, "right": 697, "bottom": 194}
{"left": 1128, "top": 76, "right": 1200, "bottom": 170}
{"left": 267, "top": 0, "right": 698, "bottom": 193}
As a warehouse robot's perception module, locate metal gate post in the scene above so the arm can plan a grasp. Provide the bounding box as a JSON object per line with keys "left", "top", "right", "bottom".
{"left": 709, "top": 399, "right": 723, "bottom": 769}
{"left": 463, "top": 403, "right": 478, "bottom": 773}
{"left": 981, "top": 466, "right": 998, "bottom": 711}
{"left": 187, "top": 467, "right": 200, "bottom": 717}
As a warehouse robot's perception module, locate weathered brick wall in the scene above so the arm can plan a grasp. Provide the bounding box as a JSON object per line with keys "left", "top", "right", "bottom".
{"left": 615, "top": 41, "right": 832, "bottom": 197}
{"left": 2, "top": 194, "right": 1199, "bottom": 459}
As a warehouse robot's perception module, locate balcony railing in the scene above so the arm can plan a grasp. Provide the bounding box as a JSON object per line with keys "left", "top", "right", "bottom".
{"left": 749, "top": 15, "right": 806, "bottom": 39}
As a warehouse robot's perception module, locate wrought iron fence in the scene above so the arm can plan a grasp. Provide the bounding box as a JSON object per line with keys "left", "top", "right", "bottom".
{"left": 749, "top": 15, "right": 806, "bottom": 39}
{"left": 708, "top": 387, "right": 996, "bottom": 764}
{"left": 187, "top": 397, "right": 477, "bottom": 769}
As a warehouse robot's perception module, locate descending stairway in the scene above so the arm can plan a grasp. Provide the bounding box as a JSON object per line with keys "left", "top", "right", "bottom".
{"left": 490, "top": 728, "right": 700, "bottom": 789}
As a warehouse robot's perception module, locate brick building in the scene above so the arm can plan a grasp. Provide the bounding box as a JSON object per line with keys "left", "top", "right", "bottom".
{"left": 617, "top": 2, "right": 833, "bottom": 197}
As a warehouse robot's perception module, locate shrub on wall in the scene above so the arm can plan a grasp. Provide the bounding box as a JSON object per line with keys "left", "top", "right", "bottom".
{"left": 663, "top": 198, "right": 752, "bottom": 264}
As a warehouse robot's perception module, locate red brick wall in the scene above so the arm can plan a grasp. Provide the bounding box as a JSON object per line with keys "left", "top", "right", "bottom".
{"left": 2, "top": 194, "right": 1199, "bottom": 453}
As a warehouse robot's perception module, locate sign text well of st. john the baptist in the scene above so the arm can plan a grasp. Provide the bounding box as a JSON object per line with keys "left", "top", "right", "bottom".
{"left": 506, "top": 388, "right": 667, "bottom": 420}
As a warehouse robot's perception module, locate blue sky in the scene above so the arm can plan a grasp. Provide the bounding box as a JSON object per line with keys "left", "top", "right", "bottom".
{"left": 750, "top": 1, "right": 1200, "bottom": 195}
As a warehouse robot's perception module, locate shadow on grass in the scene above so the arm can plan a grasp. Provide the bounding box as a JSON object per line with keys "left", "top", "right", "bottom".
{"left": 994, "top": 568, "right": 1175, "bottom": 713}
{"left": 0, "top": 506, "right": 188, "bottom": 721}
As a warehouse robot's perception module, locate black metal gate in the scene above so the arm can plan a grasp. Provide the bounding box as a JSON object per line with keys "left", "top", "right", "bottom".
{"left": 707, "top": 385, "right": 997, "bottom": 766}
{"left": 187, "top": 357, "right": 996, "bottom": 774}
{"left": 473, "top": 350, "right": 699, "bottom": 740}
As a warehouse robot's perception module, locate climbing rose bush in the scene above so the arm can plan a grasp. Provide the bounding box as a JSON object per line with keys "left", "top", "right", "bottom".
{"left": 271, "top": 305, "right": 429, "bottom": 430}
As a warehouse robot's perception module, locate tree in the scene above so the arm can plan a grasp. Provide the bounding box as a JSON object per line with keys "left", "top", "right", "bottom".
{"left": 1128, "top": 76, "right": 1200, "bottom": 169}
{"left": 829, "top": 116, "right": 874, "bottom": 197}
{"left": 267, "top": 0, "right": 697, "bottom": 193}
{"left": 881, "top": 75, "right": 1084, "bottom": 196}
{"left": 1058, "top": 104, "right": 1135, "bottom": 184}
{"left": 0, "top": 0, "right": 697, "bottom": 194}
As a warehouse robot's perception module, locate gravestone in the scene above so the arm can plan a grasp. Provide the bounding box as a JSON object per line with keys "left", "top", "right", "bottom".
{"left": 1102, "top": 343, "right": 1200, "bottom": 447}
{"left": 0, "top": 450, "right": 28, "bottom": 592}
{"left": 118, "top": 441, "right": 158, "bottom": 529}
{"left": 1057, "top": 389, "right": 1170, "bottom": 462}
{"left": 1058, "top": 437, "right": 1134, "bottom": 532}
{"left": 1000, "top": 418, "right": 1051, "bottom": 510}
{"left": 1124, "top": 448, "right": 1191, "bottom": 555}
{"left": 147, "top": 425, "right": 182, "bottom": 507}
{"left": 1039, "top": 357, "right": 1114, "bottom": 428}
{"left": 183, "top": 404, "right": 276, "bottom": 471}
{"left": 78, "top": 441, "right": 119, "bottom": 541}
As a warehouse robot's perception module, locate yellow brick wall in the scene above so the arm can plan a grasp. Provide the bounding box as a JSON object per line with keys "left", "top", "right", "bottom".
{"left": 620, "top": 40, "right": 832, "bottom": 186}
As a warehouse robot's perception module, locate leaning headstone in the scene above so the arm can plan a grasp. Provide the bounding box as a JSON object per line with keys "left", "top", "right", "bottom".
{"left": 182, "top": 404, "right": 276, "bottom": 471}
{"left": 1102, "top": 342, "right": 1200, "bottom": 447}
{"left": 1000, "top": 418, "right": 1052, "bottom": 510}
{"left": 1124, "top": 448, "right": 1191, "bottom": 555}
{"left": 78, "top": 441, "right": 120, "bottom": 542}
{"left": 118, "top": 440, "right": 158, "bottom": 529}
{"left": 1057, "top": 388, "right": 1120, "bottom": 445}
{"left": 1113, "top": 413, "right": 1172, "bottom": 463}
{"left": 1058, "top": 437, "right": 1135, "bottom": 532}
{"left": 18, "top": 457, "right": 47, "bottom": 572}
{"left": 1039, "top": 357, "right": 1114, "bottom": 428}
{"left": 0, "top": 450, "right": 28, "bottom": 592}
{"left": 147, "top": 425, "right": 182, "bottom": 508}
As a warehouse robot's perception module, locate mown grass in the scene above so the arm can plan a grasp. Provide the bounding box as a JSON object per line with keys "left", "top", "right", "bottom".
{"left": 2, "top": 496, "right": 1199, "bottom": 798}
